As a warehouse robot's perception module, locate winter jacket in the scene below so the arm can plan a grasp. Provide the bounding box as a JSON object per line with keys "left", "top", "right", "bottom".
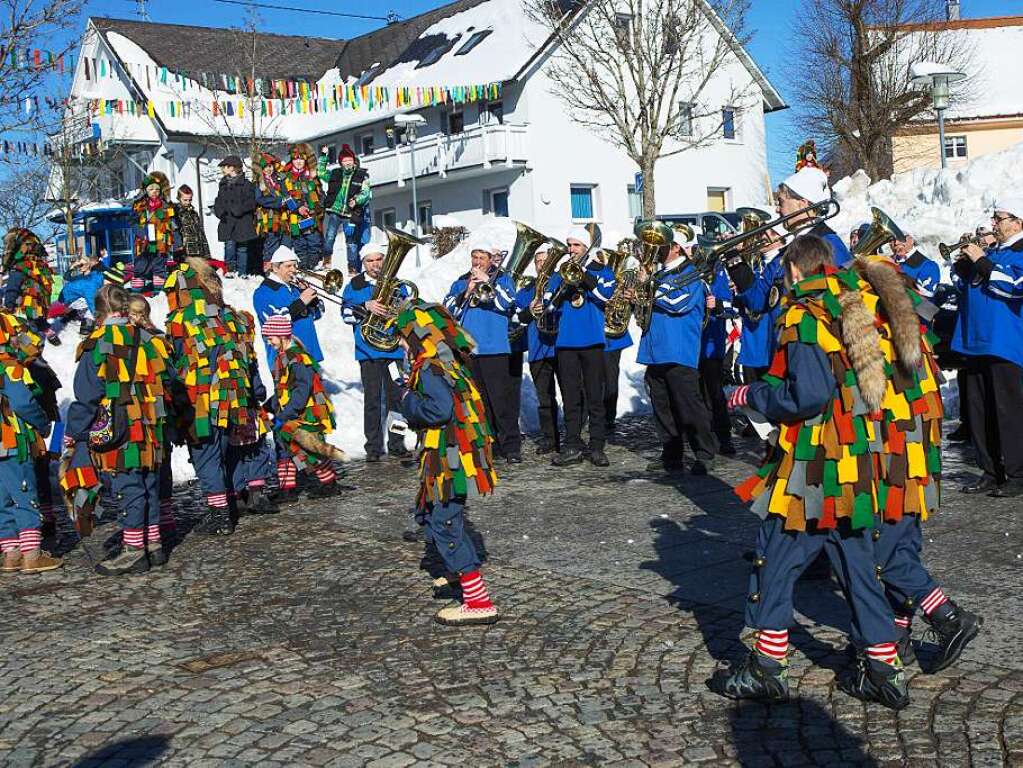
{"left": 898, "top": 250, "right": 942, "bottom": 299}
{"left": 543, "top": 261, "right": 615, "bottom": 350}
{"left": 952, "top": 235, "right": 1023, "bottom": 367}
{"left": 341, "top": 272, "right": 407, "bottom": 362}
{"left": 318, "top": 156, "right": 372, "bottom": 221}
{"left": 57, "top": 269, "right": 104, "bottom": 315}
{"left": 515, "top": 285, "right": 557, "bottom": 362}
{"left": 637, "top": 260, "right": 706, "bottom": 368}
{"left": 213, "top": 175, "right": 258, "bottom": 243}
{"left": 177, "top": 203, "right": 212, "bottom": 258}
{"left": 701, "top": 264, "right": 736, "bottom": 361}
{"left": 443, "top": 272, "right": 517, "bottom": 356}
{"left": 732, "top": 250, "right": 784, "bottom": 368}
{"left": 252, "top": 277, "right": 324, "bottom": 365}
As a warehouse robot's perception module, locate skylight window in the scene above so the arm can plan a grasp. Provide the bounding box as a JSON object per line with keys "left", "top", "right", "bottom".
{"left": 416, "top": 36, "right": 460, "bottom": 68}
{"left": 455, "top": 29, "right": 493, "bottom": 56}
{"left": 355, "top": 63, "right": 382, "bottom": 87}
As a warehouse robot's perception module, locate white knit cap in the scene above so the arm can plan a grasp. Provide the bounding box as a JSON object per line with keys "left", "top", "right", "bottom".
{"left": 269, "top": 245, "right": 299, "bottom": 264}
{"left": 534, "top": 242, "right": 552, "bottom": 254}
{"left": 993, "top": 195, "right": 1023, "bottom": 220}
{"left": 565, "top": 226, "right": 592, "bottom": 249}
{"left": 781, "top": 167, "right": 831, "bottom": 204}
{"left": 359, "top": 241, "right": 387, "bottom": 259}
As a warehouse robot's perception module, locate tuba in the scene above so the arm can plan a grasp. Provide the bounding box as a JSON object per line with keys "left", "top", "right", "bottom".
{"left": 505, "top": 222, "right": 551, "bottom": 343}
{"left": 604, "top": 238, "right": 639, "bottom": 338}
{"left": 852, "top": 207, "right": 904, "bottom": 258}
{"left": 362, "top": 227, "right": 422, "bottom": 352}
{"left": 632, "top": 220, "right": 674, "bottom": 332}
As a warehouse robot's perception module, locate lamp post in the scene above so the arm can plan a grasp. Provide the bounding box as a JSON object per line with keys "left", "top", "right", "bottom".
{"left": 910, "top": 61, "right": 967, "bottom": 170}
{"left": 394, "top": 113, "right": 427, "bottom": 266}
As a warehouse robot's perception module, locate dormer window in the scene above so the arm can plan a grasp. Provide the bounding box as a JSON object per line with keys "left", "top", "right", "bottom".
{"left": 355, "top": 63, "right": 382, "bottom": 87}
{"left": 416, "top": 36, "right": 460, "bottom": 68}
{"left": 455, "top": 30, "right": 493, "bottom": 55}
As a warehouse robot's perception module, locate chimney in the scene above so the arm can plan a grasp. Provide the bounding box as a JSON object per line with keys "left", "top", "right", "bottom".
{"left": 947, "top": 0, "right": 961, "bottom": 21}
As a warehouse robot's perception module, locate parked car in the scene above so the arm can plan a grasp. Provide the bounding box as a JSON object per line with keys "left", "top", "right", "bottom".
{"left": 644, "top": 211, "right": 742, "bottom": 240}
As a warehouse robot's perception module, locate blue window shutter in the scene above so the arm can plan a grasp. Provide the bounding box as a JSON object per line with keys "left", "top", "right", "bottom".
{"left": 571, "top": 187, "right": 593, "bottom": 219}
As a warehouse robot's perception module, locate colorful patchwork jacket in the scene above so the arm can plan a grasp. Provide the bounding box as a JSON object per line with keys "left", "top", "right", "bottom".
{"left": 0, "top": 312, "right": 49, "bottom": 461}
{"left": 271, "top": 340, "right": 335, "bottom": 468}
{"left": 133, "top": 196, "right": 180, "bottom": 257}
{"left": 2, "top": 229, "right": 53, "bottom": 322}
{"left": 274, "top": 164, "right": 323, "bottom": 237}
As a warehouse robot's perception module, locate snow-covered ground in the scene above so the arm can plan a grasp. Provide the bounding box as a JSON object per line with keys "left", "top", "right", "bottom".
{"left": 48, "top": 140, "right": 1022, "bottom": 479}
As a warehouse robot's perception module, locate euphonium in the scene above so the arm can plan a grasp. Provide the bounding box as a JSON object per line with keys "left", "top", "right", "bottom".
{"left": 362, "top": 226, "right": 422, "bottom": 352}
{"left": 632, "top": 219, "right": 674, "bottom": 332}
{"left": 531, "top": 238, "right": 568, "bottom": 335}
{"left": 852, "top": 206, "right": 904, "bottom": 258}
{"left": 604, "top": 238, "right": 638, "bottom": 338}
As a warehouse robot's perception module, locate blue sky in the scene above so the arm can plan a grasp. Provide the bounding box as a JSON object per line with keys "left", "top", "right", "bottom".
{"left": 63, "top": 0, "right": 1023, "bottom": 183}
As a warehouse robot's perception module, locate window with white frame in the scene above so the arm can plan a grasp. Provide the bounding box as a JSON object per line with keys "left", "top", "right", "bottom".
{"left": 570, "top": 184, "right": 598, "bottom": 221}
{"left": 944, "top": 135, "right": 968, "bottom": 159}
{"left": 447, "top": 108, "right": 465, "bottom": 135}
{"left": 489, "top": 188, "right": 509, "bottom": 217}
{"left": 677, "top": 101, "right": 694, "bottom": 137}
{"left": 627, "top": 185, "right": 643, "bottom": 220}
{"left": 722, "top": 107, "right": 737, "bottom": 140}
{"left": 411, "top": 200, "right": 433, "bottom": 233}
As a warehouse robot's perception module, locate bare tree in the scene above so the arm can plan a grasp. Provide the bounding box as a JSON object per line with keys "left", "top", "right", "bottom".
{"left": 788, "top": 0, "right": 975, "bottom": 181}
{"left": 524, "top": 0, "right": 756, "bottom": 217}
{"left": 0, "top": 158, "right": 52, "bottom": 232}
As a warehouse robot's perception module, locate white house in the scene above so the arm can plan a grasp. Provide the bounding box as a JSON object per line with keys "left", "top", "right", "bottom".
{"left": 62, "top": 0, "right": 785, "bottom": 257}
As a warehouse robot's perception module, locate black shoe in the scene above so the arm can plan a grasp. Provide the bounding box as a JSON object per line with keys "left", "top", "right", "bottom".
{"left": 989, "top": 478, "right": 1023, "bottom": 498}
{"left": 712, "top": 651, "right": 789, "bottom": 702}
{"left": 402, "top": 526, "right": 425, "bottom": 543}
{"left": 962, "top": 475, "right": 1001, "bottom": 494}
{"left": 146, "top": 544, "right": 168, "bottom": 567}
{"left": 192, "top": 506, "right": 234, "bottom": 536}
{"left": 947, "top": 424, "right": 969, "bottom": 442}
{"left": 589, "top": 449, "right": 609, "bottom": 467}
{"left": 365, "top": 453, "right": 383, "bottom": 463}
{"left": 245, "top": 487, "right": 279, "bottom": 515}
{"left": 535, "top": 441, "right": 557, "bottom": 456}
{"left": 923, "top": 600, "right": 982, "bottom": 672}
{"left": 896, "top": 626, "right": 916, "bottom": 668}
{"left": 307, "top": 480, "right": 341, "bottom": 499}
{"left": 838, "top": 656, "right": 909, "bottom": 710}
{"left": 45, "top": 332, "right": 61, "bottom": 347}
{"left": 388, "top": 448, "right": 413, "bottom": 460}
{"left": 551, "top": 449, "right": 584, "bottom": 467}
{"left": 272, "top": 487, "right": 302, "bottom": 504}
{"left": 79, "top": 320, "right": 95, "bottom": 337}
{"left": 690, "top": 460, "right": 710, "bottom": 476}
{"left": 95, "top": 545, "right": 150, "bottom": 576}
{"left": 505, "top": 455, "right": 523, "bottom": 465}
{"left": 646, "top": 459, "right": 683, "bottom": 473}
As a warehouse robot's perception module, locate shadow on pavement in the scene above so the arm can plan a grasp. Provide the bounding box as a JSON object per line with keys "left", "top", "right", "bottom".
{"left": 70, "top": 735, "right": 170, "bottom": 767}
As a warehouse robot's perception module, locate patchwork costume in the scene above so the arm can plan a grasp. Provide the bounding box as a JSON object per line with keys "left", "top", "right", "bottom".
{"left": 2, "top": 228, "right": 54, "bottom": 333}
{"left": 276, "top": 144, "right": 324, "bottom": 270}
{"left": 131, "top": 174, "right": 180, "bottom": 293}
{"left": 397, "top": 302, "right": 500, "bottom": 625}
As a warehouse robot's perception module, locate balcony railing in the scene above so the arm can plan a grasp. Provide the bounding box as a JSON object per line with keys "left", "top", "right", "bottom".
{"left": 360, "top": 123, "right": 528, "bottom": 187}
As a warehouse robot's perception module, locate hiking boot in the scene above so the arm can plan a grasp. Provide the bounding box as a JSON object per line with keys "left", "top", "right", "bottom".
{"left": 388, "top": 448, "right": 413, "bottom": 460}
{"left": 647, "top": 458, "right": 684, "bottom": 473}
{"left": 365, "top": 452, "right": 383, "bottom": 463}
{"left": 79, "top": 320, "right": 95, "bottom": 337}
{"left": 435, "top": 602, "right": 499, "bottom": 626}
{"left": 551, "top": 449, "right": 584, "bottom": 467}
{"left": 962, "top": 475, "right": 1000, "bottom": 494}
{"left": 146, "top": 542, "right": 167, "bottom": 568}
{"left": 923, "top": 600, "right": 982, "bottom": 672}
{"left": 193, "top": 505, "right": 234, "bottom": 536}
{"left": 713, "top": 650, "right": 789, "bottom": 702}
{"left": 94, "top": 545, "right": 149, "bottom": 576}
{"left": 45, "top": 330, "right": 61, "bottom": 346}
{"left": 1, "top": 550, "right": 23, "bottom": 573}
{"left": 690, "top": 460, "right": 710, "bottom": 476}
{"left": 589, "top": 448, "right": 609, "bottom": 467}
{"left": 838, "top": 656, "right": 909, "bottom": 710}
{"left": 20, "top": 549, "right": 63, "bottom": 574}
{"left": 272, "top": 487, "right": 301, "bottom": 505}
{"left": 244, "top": 487, "right": 279, "bottom": 515}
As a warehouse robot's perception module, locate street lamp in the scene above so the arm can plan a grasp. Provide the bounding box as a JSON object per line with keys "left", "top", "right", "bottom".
{"left": 910, "top": 61, "right": 967, "bottom": 169}
{"left": 394, "top": 113, "right": 427, "bottom": 266}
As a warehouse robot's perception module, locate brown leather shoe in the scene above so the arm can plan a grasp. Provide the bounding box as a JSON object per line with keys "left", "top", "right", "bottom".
{"left": 1, "top": 550, "right": 22, "bottom": 573}
{"left": 20, "top": 549, "right": 63, "bottom": 574}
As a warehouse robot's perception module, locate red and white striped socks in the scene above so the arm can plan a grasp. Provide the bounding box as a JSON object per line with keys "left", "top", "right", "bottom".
{"left": 277, "top": 460, "right": 297, "bottom": 490}
{"left": 920, "top": 587, "right": 949, "bottom": 617}
{"left": 314, "top": 466, "right": 336, "bottom": 485}
{"left": 0, "top": 537, "right": 19, "bottom": 553}
{"left": 18, "top": 529, "right": 41, "bottom": 553}
{"left": 867, "top": 642, "right": 899, "bottom": 666}
{"left": 754, "top": 629, "right": 789, "bottom": 661}
{"left": 894, "top": 614, "right": 911, "bottom": 631}
{"left": 460, "top": 571, "right": 494, "bottom": 609}
{"left": 123, "top": 526, "right": 162, "bottom": 549}
{"left": 248, "top": 479, "right": 266, "bottom": 490}
{"left": 208, "top": 492, "right": 229, "bottom": 509}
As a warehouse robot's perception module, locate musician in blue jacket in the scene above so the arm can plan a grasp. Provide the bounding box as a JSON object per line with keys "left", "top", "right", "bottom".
{"left": 726, "top": 226, "right": 787, "bottom": 383}
{"left": 953, "top": 197, "right": 1023, "bottom": 497}
{"left": 700, "top": 260, "right": 737, "bottom": 454}
{"left": 444, "top": 240, "right": 522, "bottom": 463}
{"left": 517, "top": 243, "right": 561, "bottom": 455}
{"left": 252, "top": 246, "right": 324, "bottom": 366}
{"left": 597, "top": 242, "right": 633, "bottom": 435}
{"left": 636, "top": 227, "right": 716, "bottom": 474}
{"left": 776, "top": 166, "right": 850, "bottom": 266}
{"left": 893, "top": 232, "right": 942, "bottom": 299}
{"left": 341, "top": 241, "right": 410, "bottom": 461}
{"left": 543, "top": 227, "right": 615, "bottom": 467}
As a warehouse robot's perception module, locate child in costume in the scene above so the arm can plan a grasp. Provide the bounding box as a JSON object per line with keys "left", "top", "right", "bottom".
{"left": 395, "top": 301, "right": 500, "bottom": 626}
{"left": 0, "top": 312, "right": 60, "bottom": 574}
{"left": 131, "top": 171, "right": 180, "bottom": 294}
{"left": 48, "top": 250, "right": 104, "bottom": 341}
{"left": 278, "top": 143, "right": 324, "bottom": 270}
{"left": 2, "top": 227, "right": 54, "bottom": 336}
{"left": 262, "top": 315, "right": 343, "bottom": 500}
{"left": 163, "top": 258, "right": 265, "bottom": 535}
{"left": 255, "top": 151, "right": 286, "bottom": 268}
{"left": 64, "top": 284, "right": 171, "bottom": 575}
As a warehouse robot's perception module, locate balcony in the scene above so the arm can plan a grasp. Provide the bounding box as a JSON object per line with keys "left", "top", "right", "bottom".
{"left": 360, "top": 122, "right": 529, "bottom": 187}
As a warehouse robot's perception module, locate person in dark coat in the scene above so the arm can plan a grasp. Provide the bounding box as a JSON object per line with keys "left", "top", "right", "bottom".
{"left": 213, "top": 155, "right": 258, "bottom": 276}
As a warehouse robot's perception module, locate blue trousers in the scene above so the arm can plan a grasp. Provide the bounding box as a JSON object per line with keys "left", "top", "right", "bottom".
{"left": 222, "top": 240, "right": 252, "bottom": 275}
{"left": 132, "top": 249, "right": 168, "bottom": 291}
{"left": 323, "top": 212, "right": 364, "bottom": 273}
{"left": 108, "top": 470, "right": 159, "bottom": 530}
{"left": 418, "top": 498, "right": 480, "bottom": 575}
{"left": 228, "top": 436, "right": 274, "bottom": 491}
{"left": 292, "top": 231, "right": 324, "bottom": 270}
{"left": 877, "top": 515, "right": 939, "bottom": 617}
{"left": 261, "top": 233, "right": 284, "bottom": 263}
{"left": 746, "top": 515, "right": 896, "bottom": 648}
{"left": 189, "top": 429, "right": 230, "bottom": 496}
{"left": 0, "top": 457, "right": 40, "bottom": 537}
{"left": 192, "top": 429, "right": 275, "bottom": 496}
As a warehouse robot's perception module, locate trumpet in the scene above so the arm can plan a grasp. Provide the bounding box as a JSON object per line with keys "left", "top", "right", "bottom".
{"left": 295, "top": 267, "right": 346, "bottom": 307}
{"left": 939, "top": 235, "right": 982, "bottom": 261}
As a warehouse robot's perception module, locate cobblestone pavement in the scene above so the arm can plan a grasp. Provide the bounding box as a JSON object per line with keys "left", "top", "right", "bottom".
{"left": 3, "top": 418, "right": 1023, "bottom": 767}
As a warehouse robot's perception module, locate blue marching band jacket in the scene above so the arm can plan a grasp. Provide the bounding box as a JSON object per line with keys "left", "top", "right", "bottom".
{"left": 515, "top": 284, "right": 558, "bottom": 362}
{"left": 542, "top": 261, "right": 616, "bottom": 350}
{"left": 637, "top": 259, "right": 707, "bottom": 369}
{"left": 733, "top": 250, "right": 784, "bottom": 369}
{"left": 252, "top": 277, "right": 324, "bottom": 365}
{"left": 952, "top": 234, "right": 1023, "bottom": 368}
{"left": 898, "top": 250, "right": 942, "bottom": 299}
{"left": 701, "top": 263, "right": 736, "bottom": 362}
{"left": 443, "top": 271, "right": 517, "bottom": 356}
{"left": 341, "top": 272, "right": 408, "bottom": 362}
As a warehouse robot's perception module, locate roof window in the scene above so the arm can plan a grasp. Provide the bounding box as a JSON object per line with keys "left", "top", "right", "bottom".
{"left": 455, "top": 29, "right": 493, "bottom": 56}
{"left": 416, "top": 36, "right": 460, "bottom": 68}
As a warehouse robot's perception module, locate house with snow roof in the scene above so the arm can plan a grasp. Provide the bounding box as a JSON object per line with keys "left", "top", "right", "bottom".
{"left": 892, "top": 14, "right": 1023, "bottom": 174}
{"left": 63, "top": 0, "right": 785, "bottom": 258}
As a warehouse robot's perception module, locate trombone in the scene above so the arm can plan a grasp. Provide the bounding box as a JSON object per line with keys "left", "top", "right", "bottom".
{"left": 295, "top": 267, "right": 346, "bottom": 307}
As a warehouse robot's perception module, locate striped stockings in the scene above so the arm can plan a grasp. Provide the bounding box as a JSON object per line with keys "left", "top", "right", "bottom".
{"left": 277, "top": 460, "right": 297, "bottom": 490}
{"left": 459, "top": 571, "right": 493, "bottom": 609}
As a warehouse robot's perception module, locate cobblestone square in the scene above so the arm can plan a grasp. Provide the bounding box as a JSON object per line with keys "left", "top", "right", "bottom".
{"left": 3, "top": 420, "right": 1021, "bottom": 767}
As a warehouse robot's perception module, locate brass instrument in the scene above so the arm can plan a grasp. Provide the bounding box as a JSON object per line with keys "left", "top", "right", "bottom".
{"left": 939, "top": 234, "right": 981, "bottom": 261}
{"left": 852, "top": 206, "right": 904, "bottom": 258}
{"left": 296, "top": 267, "right": 346, "bottom": 307}
{"left": 504, "top": 221, "right": 551, "bottom": 343}
{"left": 733, "top": 207, "right": 774, "bottom": 271}
{"left": 556, "top": 223, "right": 602, "bottom": 309}
{"left": 362, "top": 227, "right": 422, "bottom": 352}
{"left": 604, "top": 238, "right": 639, "bottom": 338}
{"left": 530, "top": 239, "right": 568, "bottom": 336}
{"left": 632, "top": 220, "right": 675, "bottom": 332}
